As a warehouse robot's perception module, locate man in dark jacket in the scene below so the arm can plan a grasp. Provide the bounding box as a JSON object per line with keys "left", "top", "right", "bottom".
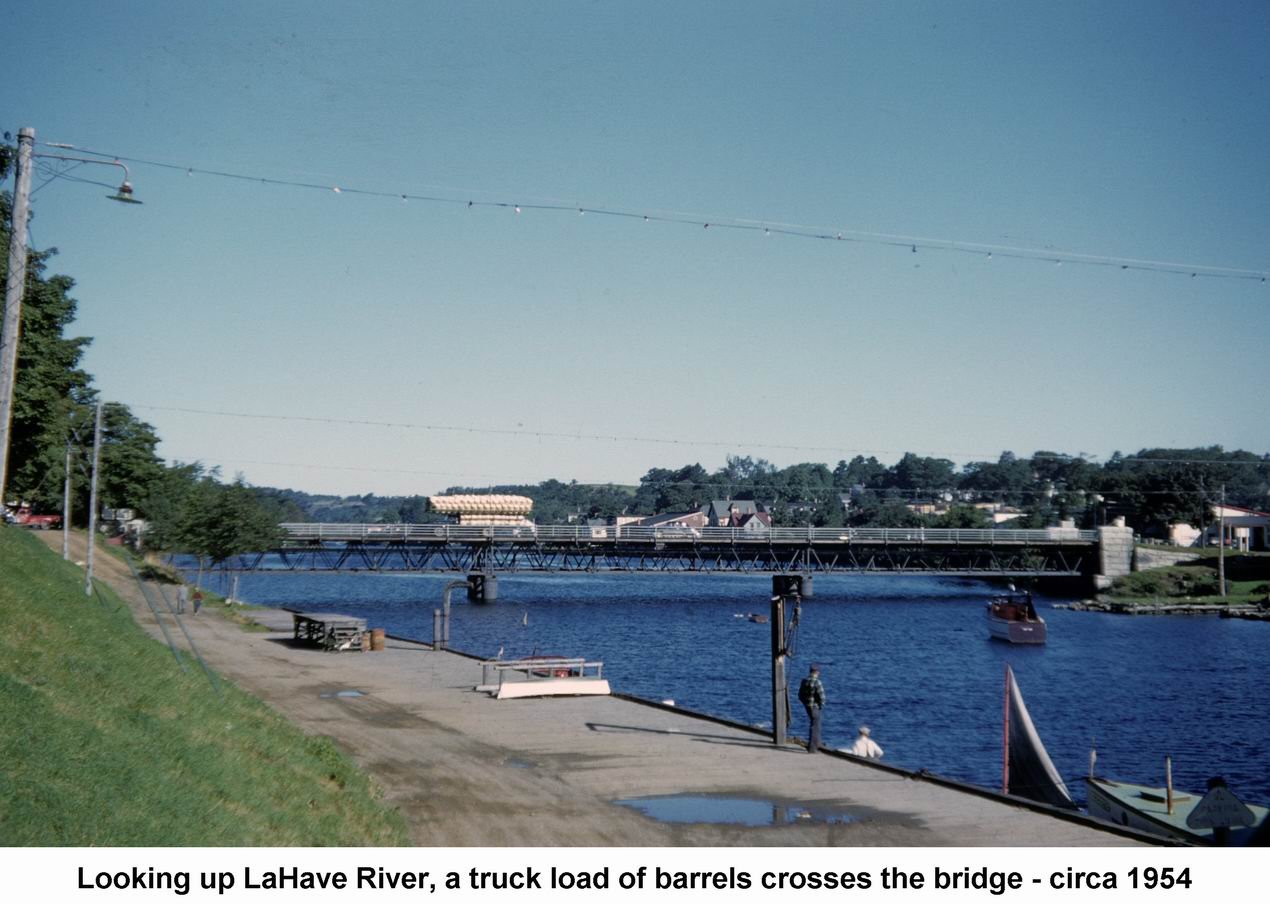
{"left": 798, "top": 664, "right": 826, "bottom": 753}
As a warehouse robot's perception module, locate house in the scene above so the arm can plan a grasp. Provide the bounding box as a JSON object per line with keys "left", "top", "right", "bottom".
{"left": 702, "top": 499, "right": 765, "bottom": 528}
{"left": 635, "top": 511, "right": 709, "bottom": 530}
{"left": 1209, "top": 504, "right": 1270, "bottom": 552}
{"left": 735, "top": 511, "right": 772, "bottom": 535}
{"left": 905, "top": 501, "right": 949, "bottom": 517}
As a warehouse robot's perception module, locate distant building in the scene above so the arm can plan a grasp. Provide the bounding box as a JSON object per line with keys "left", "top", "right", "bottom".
{"left": 702, "top": 499, "right": 765, "bottom": 527}
{"left": 1209, "top": 504, "right": 1270, "bottom": 551}
{"left": 635, "top": 511, "right": 709, "bottom": 529}
{"left": 905, "top": 501, "right": 949, "bottom": 517}
{"left": 735, "top": 511, "right": 772, "bottom": 535}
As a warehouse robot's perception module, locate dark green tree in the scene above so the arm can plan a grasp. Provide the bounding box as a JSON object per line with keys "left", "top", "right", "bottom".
{"left": 1, "top": 155, "right": 94, "bottom": 509}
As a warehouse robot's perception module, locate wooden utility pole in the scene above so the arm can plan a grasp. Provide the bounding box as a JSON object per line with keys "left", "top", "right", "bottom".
{"left": 0, "top": 128, "right": 34, "bottom": 505}
{"left": 770, "top": 574, "right": 802, "bottom": 746}
{"left": 771, "top": 591, "right": 787, "bottom": 746}
{"left": 85, "top": 400, "right": 103, "bottom": 596}
{"left": 62, "top": 441, "right": 72, "bottom": 560}
{"left": 1218, "top": 484, "right": 1226, "bottom": 598}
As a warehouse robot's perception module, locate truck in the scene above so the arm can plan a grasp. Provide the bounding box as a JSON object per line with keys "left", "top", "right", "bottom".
{"left": 3, "top": 503, "right": 62, "bottom": 530}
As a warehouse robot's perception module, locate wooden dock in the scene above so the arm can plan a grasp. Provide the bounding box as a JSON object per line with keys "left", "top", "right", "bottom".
{"left": 186, "top": 609, "right": 1153, "bottom": 846}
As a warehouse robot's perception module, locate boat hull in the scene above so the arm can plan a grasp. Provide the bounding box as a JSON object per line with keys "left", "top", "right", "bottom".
{"left": 987, "top": 613, "right": 1047, "bottom": 644}
{"left": 1085, "top": 777, "right": 1269, "bottom": 846}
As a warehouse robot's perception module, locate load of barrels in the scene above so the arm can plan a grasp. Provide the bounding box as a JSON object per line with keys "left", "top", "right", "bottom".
{"left": 428, "top": 494, "right": 534, "bottom": 526}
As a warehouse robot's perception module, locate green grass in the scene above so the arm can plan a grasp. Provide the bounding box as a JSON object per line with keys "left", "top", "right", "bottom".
{"left": 1109, "top": 554, "right": 1270, "bottom": 606}
{"left": 0, "top": 528, "right": 409, "bottom": 846}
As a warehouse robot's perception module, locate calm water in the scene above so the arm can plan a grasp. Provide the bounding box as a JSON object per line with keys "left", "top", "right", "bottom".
{"left": 195, "top": 569, "right": 1269, "bottom": 805}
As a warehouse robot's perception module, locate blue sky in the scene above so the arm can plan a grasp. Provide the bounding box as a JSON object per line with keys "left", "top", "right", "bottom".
{"left": 5, "top": 1, "right": 1268, "bottom": 495}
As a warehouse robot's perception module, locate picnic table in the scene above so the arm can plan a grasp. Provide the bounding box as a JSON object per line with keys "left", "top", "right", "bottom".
{"left": 292, "top": 612, "right": 368, "bottom": 651}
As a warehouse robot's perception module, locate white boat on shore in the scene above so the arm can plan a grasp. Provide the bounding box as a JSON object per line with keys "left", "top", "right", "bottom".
{"left": 1086, "top": 773, "right": 1269, "bottom": 846}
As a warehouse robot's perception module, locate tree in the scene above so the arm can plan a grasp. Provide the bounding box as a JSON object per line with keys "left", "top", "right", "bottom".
{"left": 144, "top": 469, "right": 285, "bottom": 565}
{"left": 885, "top": 453, "right": 956, "bottom": 494}
{"left": 833, "top": 455, "right": 886, "bottom": 489}
{"left": 1, "top": 156, "right": 95, "bottom": 509}
{"left": 96, "top": 403, "right": 166, "bottom": 516}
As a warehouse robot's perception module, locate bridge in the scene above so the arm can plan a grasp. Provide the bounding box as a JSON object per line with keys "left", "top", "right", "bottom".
{"left": 215, "top": 523, "right": 1135, "bottom": 600}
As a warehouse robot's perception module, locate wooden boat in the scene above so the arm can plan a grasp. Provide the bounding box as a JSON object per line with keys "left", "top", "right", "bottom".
{"left": 1001, "top": 664, "right": 1077, "bottom": 809}
{"left": 987, "top": 591, "right": 1047, "bottom": 644}
{"left": 1085, "top": 773, "right": 1268, "bottom": 846}
{"left": 476, "top": 656, "right": 611, "bottom": 700}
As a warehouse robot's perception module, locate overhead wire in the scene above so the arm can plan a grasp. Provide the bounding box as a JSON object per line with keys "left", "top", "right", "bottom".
{"left": 42, "top": 140, "right": 1270, "bottom": 284}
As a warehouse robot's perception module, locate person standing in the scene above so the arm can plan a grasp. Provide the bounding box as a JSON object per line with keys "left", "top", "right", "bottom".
{"left": 192, "top": 589, "right": 203, "bottom": 615}
{"left": 176, "top": 584, "right": 188, "bottom": 614}
{"left": 797, "top": 664, "right": 826, "bottom": 753}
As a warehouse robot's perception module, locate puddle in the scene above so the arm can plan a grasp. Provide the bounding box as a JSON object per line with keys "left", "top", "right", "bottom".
{"left": 613, "top": 794, "right": 857, "bottom": 827}
{"left": 503, "top": 757, "right": 536, "bottom": 769}
{"left": 319, "top": 689, "right": 366, "bottom": 698}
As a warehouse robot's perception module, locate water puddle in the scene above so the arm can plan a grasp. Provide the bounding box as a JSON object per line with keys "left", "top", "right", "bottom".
{"left": 613, "top": 794, "right": 857, "bottom": 827}
{"left": 319, "top": 689, "right": 366, "bottom": 698}
{"left": 503, "top": 757, "right": 536, "bottom": 769}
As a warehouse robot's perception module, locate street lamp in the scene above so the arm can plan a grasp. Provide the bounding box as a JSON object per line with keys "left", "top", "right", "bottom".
{"left": 0, "top": 127, "right": 140, "bottom": 509}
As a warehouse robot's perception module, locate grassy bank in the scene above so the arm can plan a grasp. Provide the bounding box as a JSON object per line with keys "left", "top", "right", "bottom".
{"left": 0, "top": 528, "right": 409, "bottom": 845}
{"left": 1109, "top": 551, "right": 1270, "bottom": 606}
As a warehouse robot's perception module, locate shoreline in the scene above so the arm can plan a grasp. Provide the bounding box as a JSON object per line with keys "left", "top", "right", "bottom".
{"left": 41, "top": 531, "right": 1151, "bottom": 847}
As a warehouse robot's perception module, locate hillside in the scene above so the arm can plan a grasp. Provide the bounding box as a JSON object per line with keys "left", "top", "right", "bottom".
{"left": 0, "top": 527, "right": 408, "bottom": 845}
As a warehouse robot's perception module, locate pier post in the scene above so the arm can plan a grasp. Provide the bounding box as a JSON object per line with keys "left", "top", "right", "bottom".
{"left": 798, "top": 573, "right": 814, "bottom": 599}
{"left": 467, "top": 573, "right": 498, "bottom": 603}
{"left": 439, "top": 580, "right": 474, "bottom": 647}
{"left": 771, "top": 575, "right": 802, "bottom": 746}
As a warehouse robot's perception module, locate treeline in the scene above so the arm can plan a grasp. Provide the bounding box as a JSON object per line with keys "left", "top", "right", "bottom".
{"left": 2, "top": 151, "right": 287, "bottom": 563}
{"left": 282, "top": 450, "right": 1270, "bottom": 535}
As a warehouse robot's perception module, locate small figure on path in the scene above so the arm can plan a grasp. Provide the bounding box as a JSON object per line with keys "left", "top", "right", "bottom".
{"left": 797, "top": 664, "right": 826, "bottom": 754}
{"left": 847, "top": 725, "right": 884, "bottom": 759}
{"left": 177, "top": 584, "right": 188, "bottom": 614}
{"left": 192, "top": 589, "right": 203, "bottom": 615}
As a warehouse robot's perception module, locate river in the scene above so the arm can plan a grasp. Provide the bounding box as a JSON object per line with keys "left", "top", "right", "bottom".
{"left": 190, "top": 569, "right": 1269, "bottom": 807}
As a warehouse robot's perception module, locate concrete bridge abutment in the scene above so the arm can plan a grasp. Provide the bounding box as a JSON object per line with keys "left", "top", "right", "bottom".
{"left": 1094, "top": 522, "right": 1135, "bottom": 591}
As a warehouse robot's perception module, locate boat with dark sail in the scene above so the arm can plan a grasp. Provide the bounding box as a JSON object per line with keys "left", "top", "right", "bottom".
{"left": 1002, "top": 664, "right": 1077, "bottom": 809}
{"left": 987, "top": 590, "right": 1047, "bottom": 644}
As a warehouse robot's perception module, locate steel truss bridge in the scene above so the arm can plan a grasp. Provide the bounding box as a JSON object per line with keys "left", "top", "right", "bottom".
{"left": 221, "top": 524, "right": 1101, "bottom": 585}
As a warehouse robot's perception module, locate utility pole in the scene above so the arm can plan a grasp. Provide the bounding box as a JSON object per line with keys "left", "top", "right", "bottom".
{"left": 62, "top": 441, "right": 72, "bottom": 560}
{"left": 0, "top": 127, "right": 35, "bottom": 505}
{"left": 1218, "top": 484, "right": 1226, "bottom": 598}
{"left": 85, "top": 400, "right": 103, "bottom": 596}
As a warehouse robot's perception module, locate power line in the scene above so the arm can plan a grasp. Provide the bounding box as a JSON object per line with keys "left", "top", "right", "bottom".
{"left": 134, "top": 402, "right": 1102, "bottom": 462}
{"left": 137, "top": 403, "right": 1269, "bottom": 476}
{"left": 45, "top": 140, "right": 1270, "bottom": 284}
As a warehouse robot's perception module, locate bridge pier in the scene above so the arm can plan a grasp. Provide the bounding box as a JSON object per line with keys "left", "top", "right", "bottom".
{"left": 467, "top": 573, "right": 498, "bottom": 603}
{"left": 798, "top": 573, "right": 814, "bottom": 599}
{"left": 1093, "top": 521, "right": 1135, "bottom": 591}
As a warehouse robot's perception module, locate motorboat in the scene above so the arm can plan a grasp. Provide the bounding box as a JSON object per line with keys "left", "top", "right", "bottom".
{"left": 987, "top": 591, "right": 1047, "bottom": 644}
{"left": 1086, "top": 773, "right": 1268, "bottom": 846}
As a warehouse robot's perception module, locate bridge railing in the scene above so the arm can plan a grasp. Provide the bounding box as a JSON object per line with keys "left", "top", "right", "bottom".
{"left": 278, "top": 523, "right": 1097, "bottom": 544}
